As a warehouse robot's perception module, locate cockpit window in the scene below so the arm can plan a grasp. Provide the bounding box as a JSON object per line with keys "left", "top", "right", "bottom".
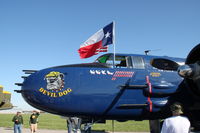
{"left": 97, "top": 55, "right": 110, "bottom": 63}
{"left": 95, "top": 54, "right": 133, "bottom": 68}
{"left": 115, "top": 56, "right": 128, "bottom": 68}
{"left": 95, "top": 54, "right": 114, "bottom": 67}
{"left": 151, "top": 58, "right": 179, "bottom": 71}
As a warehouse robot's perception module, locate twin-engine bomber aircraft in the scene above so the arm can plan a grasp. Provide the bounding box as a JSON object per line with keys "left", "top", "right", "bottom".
{"left": 16, "top": 44, "right": 200, "bottom": 132}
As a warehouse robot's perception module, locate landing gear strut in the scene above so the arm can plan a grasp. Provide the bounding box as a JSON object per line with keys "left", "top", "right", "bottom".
{"left": 67, "top": 117, "right": 82, "bottom": 133}
{"left": 67, "top": 117, "right": 93, "bottom": 133}
{"left": 149, "top": 120, "right": 161, "bottom": 133}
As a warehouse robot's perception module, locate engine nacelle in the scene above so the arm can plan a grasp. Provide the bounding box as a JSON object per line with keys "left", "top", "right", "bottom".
{"left": 183, "top": 44, "right": 200, "bottom": 96}
{"left": 186, "top": 43, "right": 200, "bottom": 64}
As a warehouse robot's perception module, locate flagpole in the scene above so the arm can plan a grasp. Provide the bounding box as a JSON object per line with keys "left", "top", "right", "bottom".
{"left": 113, "top": 21, "right": 116, "bottom": 68}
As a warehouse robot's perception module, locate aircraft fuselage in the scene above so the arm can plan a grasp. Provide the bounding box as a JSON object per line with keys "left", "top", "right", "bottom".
{"left": 20, "top": 53, "right": 185, "bottom": 120}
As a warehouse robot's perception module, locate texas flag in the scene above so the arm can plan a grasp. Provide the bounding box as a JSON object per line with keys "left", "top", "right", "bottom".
{"left": 78, "top": 22, "right": 114, "bottom": 59}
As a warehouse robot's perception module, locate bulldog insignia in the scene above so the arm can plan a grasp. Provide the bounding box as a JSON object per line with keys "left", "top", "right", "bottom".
{"left": 45, "top": 71, "right": 65, "bottom": 91}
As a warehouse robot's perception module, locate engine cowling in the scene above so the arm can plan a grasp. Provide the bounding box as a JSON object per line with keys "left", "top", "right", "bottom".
{"left": 178, "top": 44, "right": 200, "bottom": 96}
{"left": 186, "top": 43, "right": 200, "bottom": 64}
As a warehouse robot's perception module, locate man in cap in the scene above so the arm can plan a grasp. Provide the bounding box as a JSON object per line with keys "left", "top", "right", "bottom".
{"left": 161, "top": 102, "right": 190, "bottom": 133}
{"left": 29, "top": 110, "right": 40, "bottom": 133}
{"left": 12, "top": 111, "right": 23, "bottom": 133}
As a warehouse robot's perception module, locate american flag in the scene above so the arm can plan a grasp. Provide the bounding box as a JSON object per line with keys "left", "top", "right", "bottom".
{"left": 112, "top": 71, "right": 134, "bottom": 80}
{"left": 95, "top": 46, "right": 108, "bottom": 54}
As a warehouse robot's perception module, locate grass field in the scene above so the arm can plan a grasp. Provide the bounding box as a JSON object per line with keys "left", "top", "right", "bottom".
{"left": 0, "top": 113, "right": 149, "bottom": 132}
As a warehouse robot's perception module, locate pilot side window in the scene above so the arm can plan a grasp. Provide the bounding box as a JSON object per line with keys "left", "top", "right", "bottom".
{"left": 131, "top": 56, "right": 145, "bottom": 69}
{"left": 115, "top": 56, "right": 133, "bottom": 68}
{"left": 115, "top": 56, "right": 126, "bottom": 68}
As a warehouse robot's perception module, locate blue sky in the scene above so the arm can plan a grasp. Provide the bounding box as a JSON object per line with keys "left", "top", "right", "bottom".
{"left": 0, "top": 0, "right": 200, "bottom": 110}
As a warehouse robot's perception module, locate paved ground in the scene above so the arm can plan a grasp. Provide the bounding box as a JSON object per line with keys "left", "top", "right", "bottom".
{"left": 1, "top": 127, "right": 200, "bottom": 133}
{"left": 0, "top": 127, "right": 67, "bottom": 133}
{"left": 0, "top": 127, "right": 149, "bottom": 133}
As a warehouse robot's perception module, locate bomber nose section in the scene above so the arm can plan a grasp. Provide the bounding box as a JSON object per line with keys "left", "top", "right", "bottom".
{"left": 15, "top": 69, "right": 74, "bottom": 114}
{"left": 15, "top": 70, "right": 43, "bottom": 109}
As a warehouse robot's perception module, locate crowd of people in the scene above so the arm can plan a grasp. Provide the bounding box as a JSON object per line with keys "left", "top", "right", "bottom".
{"left": 12, "top": 110, "right": 40, "bottom": 133}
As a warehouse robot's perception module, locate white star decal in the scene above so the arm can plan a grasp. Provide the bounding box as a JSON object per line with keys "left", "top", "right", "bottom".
{"left": 105, "top": 32, "right": 111, "bottom": 38}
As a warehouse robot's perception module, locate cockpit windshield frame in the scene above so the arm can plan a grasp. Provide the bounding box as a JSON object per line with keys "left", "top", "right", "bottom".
{"left": 95, "top": 54, "right": 145, "bottom": 69}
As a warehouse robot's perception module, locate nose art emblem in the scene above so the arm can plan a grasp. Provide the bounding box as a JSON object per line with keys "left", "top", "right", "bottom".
{"left": 38, "top": 71, "right": 72, "bottom": 97}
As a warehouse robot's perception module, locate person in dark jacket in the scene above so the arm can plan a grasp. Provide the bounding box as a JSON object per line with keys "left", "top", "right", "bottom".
{"left": 29, "top": 110, "right": 40, "bottom": 133}
{"left": 12, "top": 111, "right": 23, "bottom": 133}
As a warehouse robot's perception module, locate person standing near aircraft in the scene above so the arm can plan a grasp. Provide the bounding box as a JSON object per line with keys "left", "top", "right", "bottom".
{"left": 161, "top": 102, "right": 190, "bottom": 133}
{"left": 12, "top": 111, "right": 23, "bottom": 133}
{"left": 29, "top": 110, "right": 40, "bottom": 133}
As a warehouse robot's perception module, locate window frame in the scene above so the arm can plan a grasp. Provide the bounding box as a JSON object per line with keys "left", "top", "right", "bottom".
{"left": 131, "top": 56, "right": 145, "bottom": 69}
